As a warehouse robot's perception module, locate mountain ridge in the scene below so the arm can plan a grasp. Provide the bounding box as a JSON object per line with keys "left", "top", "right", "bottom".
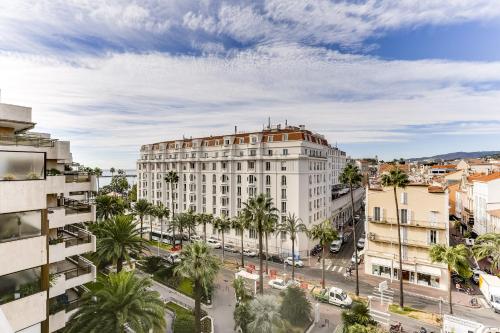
{"left": 409, "top": 150, "right": 500, "bottom": 162}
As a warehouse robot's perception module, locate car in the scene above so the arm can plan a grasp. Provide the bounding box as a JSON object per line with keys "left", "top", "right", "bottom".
{"left": 311, "top": 244, "right": 323, "bottom": 256}
{"left": 206, "top": 238, "right": 222, "bottom": 248}
{"left": 166, "top": 252, "right": 181, "bottom": 265}
{"left": 190, "top": 234, "right": 202, "bottom": 242}
{"left": 284, "top": 257, "right": 304, "bottom": 267}
{"left": 268, "top": 278, "right": 287, "bottom": 290}
{"left": 356, "top": 238, "right": 366, "bottom": 250}
{"left": 330, "top": 239, "right": 342, "bottom": 253}
{"left": 351, "top": 250, "right": 364, "bottom": 264}
{"left": 242, "top": 249, "right": 257, "bottom": 257}
{"left": 224, "top": 244, "right": 239, "bottom": 253}
{"left": 267, "top": 254, "right": 285, "bottom": 263}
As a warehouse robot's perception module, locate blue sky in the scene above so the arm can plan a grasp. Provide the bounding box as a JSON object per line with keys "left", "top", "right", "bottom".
{"left": 0, "top": 1, "right": 500, "bottom": 168}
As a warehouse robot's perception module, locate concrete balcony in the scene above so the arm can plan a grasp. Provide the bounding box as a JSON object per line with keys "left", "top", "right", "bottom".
{"left": 368, "top": 233, "right": 433, "bottom": 249}
{"left": 46, "top": 174, "right": 97, "bottom": 195}
{"left": 49, "top": 226, "right": 96, "bottom": 264}
{"left": 49, "top": 289, "right": 83, "bottom": 333}
{"left": 49, "top": 256, "right": 96, "bottom": 298}
{"left": 367, "top": 216, "right": 447, "bottom": 229}
{"left": 0, "top": 291, "right": 47, "bottom": 332}
{"left": 48, "top": 205, "right": 95, "bottom": 229}
{"left": 0, "top": 236, "right": 47, "bottom": 276}
{"left": 0, "top": 180, "right": 46, "bottom": 214}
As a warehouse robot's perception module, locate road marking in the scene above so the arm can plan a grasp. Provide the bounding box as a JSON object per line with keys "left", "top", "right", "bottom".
{"left": 331, "top": 265, "right": 337, "bottom": 272}
{"left": 369, "top": 309, "right": 390, "bottom": 325}
{"left": 337, "top": 266, "right": 343, "bottom": 273}
{"left": 326, "top": 264, "right": 333, "bottom": 270}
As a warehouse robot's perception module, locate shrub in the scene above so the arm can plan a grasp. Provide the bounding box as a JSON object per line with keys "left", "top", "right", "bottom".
{"left": 280, "top": 286, "right": 312, "bottom": 327}
{"left": 142, "top": 256, "right": 163, "bottom": 274}
{"left": 173, "top": 313, "right": 195, "bottom": 333}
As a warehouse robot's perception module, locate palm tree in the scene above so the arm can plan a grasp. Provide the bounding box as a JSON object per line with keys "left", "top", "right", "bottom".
{"left": 152, "top": 203, "right": 169, "bottom": 256}
{"left": 339, "top": 164, "right": 363, "bottom": 296}
{"left": 341, "top": 301, "right": 375, "bottom": 333}
{"left": 93, "top": 167, "right": 103, "bottom": 191}
{"left": 247, "top": 295, "right": 285, "bottom": 333}
{"left": 243, "top": 194, "right": 279, "bottom": 294}
{"left": 213, "top": 214, "right": 232, "bottom": 262}
{"left": 196, "top": 213, "right": 213, "bottom": 242}
{"left": 117, "top": 169, "right": 125, "bottom": 176}
{"left": 232, "top": 214, "right": 251, "bottom": 267}
{"left": 131, "top": 198, "right": 152, "bottom": 239}
{"left": 175, "top": 242, "right": 220, "bottom": 333}
{"left": 278, "top": 213, "right": 307, "bottom": 281}
{"left": 65, "top": 271, "right": 165, "bottom": 333}
{"left": 430, "top": 244, "right": 472, "bottom": 314}
{"left": 380, "top": 166, "right": 410, "bottom": 308}
{"left": 309, "top": 220, "right": 338, "bottom": 288}
{"left": 95, "top": 215, "right": 146, "bottom": 272}
{"left": 165, "top": 171, "right": 179, "bottom": 245}
{"left": 473, "top": 233, "right": 500, "bottom": 272}
{"left": 262, "top": 212, "right": 278, "bottom": 274}
{"left": 95, "top": 195, "right": 125, "bottom": 220}
{"left": 184, "top": 210, "right": 198, "bottom": 241}
{"left": 109, "top": 167, "right": 116, "bottom": 177}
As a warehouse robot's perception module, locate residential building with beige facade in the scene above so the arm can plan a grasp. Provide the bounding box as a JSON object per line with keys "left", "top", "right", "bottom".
{"left": 364, "top": 184, "right": 450, "bottom": 290}
{"left": 137, "top": 124, "right": 362, "bottom": 257}
{"left": 0, "top": 102, "right": 96, "bottom": 333}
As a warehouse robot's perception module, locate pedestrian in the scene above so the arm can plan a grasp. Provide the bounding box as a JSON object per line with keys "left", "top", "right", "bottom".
{"left": 317, "top": 254, "right": 321, "bottom": 263}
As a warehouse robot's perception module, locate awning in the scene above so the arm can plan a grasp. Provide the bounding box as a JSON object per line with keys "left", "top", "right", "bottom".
{"left": 370, "top": 257, "right": 392, "bottom": 267}
{"left": 417, "top": 265, "right": 442, "bottom": 277}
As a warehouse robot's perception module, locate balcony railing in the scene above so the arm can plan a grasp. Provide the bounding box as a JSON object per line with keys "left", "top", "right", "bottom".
{"left": 368, "top": 233, "right": 434, "bottom": 248}
{"left": 65, "top": 173, "right": 91, "bottom": 183}
{"left": 63, "top": 198, "right": 92, "bottom": 215}
{"left": 0, "top": 134, "right": 56, "bottom": 147}
{"left": 367, "top": 216, "right": 446, "bottom": 229}
{"left": 57, "top": 225, "right": 92, "bottom": 248}
{"left": 54, "top": 257, "right": 93, "bottom": 281}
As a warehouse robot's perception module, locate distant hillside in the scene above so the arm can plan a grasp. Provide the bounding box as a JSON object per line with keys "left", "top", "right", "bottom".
{"left": 409, "top": 151, "right": 500, "bottom": 162}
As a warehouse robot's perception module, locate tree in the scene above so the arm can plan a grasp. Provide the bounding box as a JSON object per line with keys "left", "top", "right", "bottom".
{"left": 341, "top": 301, "right": 375, "bottom": 333}
{"left": 380, "top": 166, "right": 410, "bottom": 308}
{"left": 233, "top": 276, "right": 252, "bottom": 304}
{"left": 165, "top": 171, "right": 179, "bottom": 245}
{"left": 339, "top": 164, "right": 363, "bottom": 296}
{"left": 234, "top": 300, "right": 253, "bottom": 333}
{"left": 262, "top": 212, "right": 278, "bottom": 274}
{"left": 128, "top": 184, "right": 137, "bottom": 202}
{"left": 196, "top": 213, "right": 213, "bottom": 242}
{"left": 152, "top": 203, "right": 170, "bottom": 256}
{"left": 309, "top": 220, "right": 338, "bottom": 288}
{"left": 95, "top": 195, "right": 125, "bottom": 220}
{"left": 473, "top": 233, "right": 500, "bottom": 272}
{"left": 95, "top": 215, "right": 146, "bottom": 272}
{"left": 280, "top": 286, "right": 311, "bottom": 327}
{"left": 93, "top": 167, "right": 103, "bottom": 191}
{"left": 247, "top": 295, "right": 285, "bottom": 333}
{"left": 278, "top": 213, "right": 307, "bottom": 281}
{"left": 184, "top": 210, "right": 197, "bottom": 241}
{"left": 243, "top": 194, "right": 279, "bottom": 294}
{"left": 65, "top": 271, "right": 165, "bottom": 333}
{"left": 171, "top": 212, "right": 191, "bottom": 248}
{"left": 117, "top": 168, "right": 126, "bottom": 176}
{"left": 346, "top": 324, "right": 383, "bottom": 333}
{"left": 430, "top": 244, "right": 472, "bottom": 314}
{"left": 110, "top": 167, "right": 116, "bottom": 177}
{"left": 131, "top": 199, "right": 152, "bottom": 239}
{"left": 232, "top": 214, "right": 251, "bottom": 267}
{"left": 213, "top": 214, "right": 232, "bottom": 262}
{"left": 110, "top": 174, "right": 130, "bottom": 198}
{"left": 174, "top": 242, "right": 220, "bottom": 333}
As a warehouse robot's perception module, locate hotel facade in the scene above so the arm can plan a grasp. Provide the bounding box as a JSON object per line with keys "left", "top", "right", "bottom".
{"left": 137, "top": 125, "right": 362, "bottom": 257}
{"left": 0, "top": 102, "right": 97, "bottom": 333}
{"left": 364, "top": 184, "right": 450, "bottom": 290}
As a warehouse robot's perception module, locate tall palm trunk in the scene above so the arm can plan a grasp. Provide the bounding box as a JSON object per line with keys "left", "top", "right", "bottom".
{"left": 265, "top": 232, "right": 269, "bottom": 274}
{"left": 258, "top": 223, "right": 264, "bottom": 294}
{"left": 140, "top": 217, "right": 144, "bottom": 239}
{"left": 240, "top": 231, "right": 245, "bottom": 267}
{"left": 321, "top": 246, "right": 326, "bottom": 288}
{"left": 150, "top": 219, "right": 153, "bottom": 241}
{"left": 203, "top": 222, "right": 207, "bottom": 242}
{"left": 350, "top": 183, "right": 359, "bottom": 296}
{"left": 448, "top": 266, "right": 453, "bottom": 314}
{"left": 194, "top": 279, "right": 202, "bottom": 333}
{"left": 117, "top": 255, "right": 123, "bottom": 273}
{"left": 291, "top": 237, "right": 296, "bottom": 281}
{"left": 170, "top": 187, "right": 175, "bottom": 246}
{"left": 394, "top": 186, "right": 404, "bottom": 308}
{"left": 221, "top": 232, "right": 225, "bottom": 262}
{"left": 158, "top": 218, "right": 163, "bottom": 256}
{"left": 180, "top": 227, "right": 184, "bottom": 248}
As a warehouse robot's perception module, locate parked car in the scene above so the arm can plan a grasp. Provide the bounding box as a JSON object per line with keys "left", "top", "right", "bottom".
{"left": 224, "top": 244, "right": 239, "bottom": 253}
{"left": 268, "top": 279, "right": 288, "bottom": 290}
{"left": 190, "top": 234, "right": 202, "bottom": 242}
{"left": 166, "top": 252, "right": 181, "bottom": 265}
{"left": 242, "top": 249, "right": 257, "bottom": 257}
{"left": 356, "top": 238, "right": 366, "bottom": 250}
{"left": 330, "top": 239, "right": 342, "bottom": 253}
{"left": 351, "top": 250, "right": 364, "bottom": 264}
{"left": 267, "top": 254, "right": 285, "bottom": 263}
{"left": 311, "top": 244, "right": 323, "bottom": 256}
{"left": 206, "top": 238, "right": 221, "bottom": 249}
{"left": 284, "top": 257, "right": 304, "bottom": 267}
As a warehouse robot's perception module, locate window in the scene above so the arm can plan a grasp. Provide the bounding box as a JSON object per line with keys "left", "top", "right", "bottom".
{"left": 429, "top": 211, "right": 438, "bottom": 224}
{"left": 249, "top": 228, "right": 257, "bottom": 239}
{"left": 400, "top": 209, "right": 408, "bottom": 224}
{"left": 249, "top": 175, "right": 256, "bottom": 184}
{"left": 237, "top": 186, "right": 242, "bottom": 196}
{"left": 283, "top": 134, "right": 288, "bottom": 141}
{"left": 237, "top": 198, "right": 242, "bottom": 208}
{"left": 283, "top": 148, "right": 288, "bottom": 155}
{"left": 265, "top": 162, "right": 271, "bottom": 171}
{"left": 237, "top": 175, "right": 242, "bottom": 184}
{"left": 374, "top": 207, "right": 381, "bottom": 221}
{"left": 202, "top": 174, "right": 206, "bottom": 182}
{"left": 212, "top": 196, "right": 216, "bottom": 205}
{"left": 268, "top": 135, "right": 273, "bottom": 142}
{"left": 250, "top": 149, "right": 256, "bottom": 156}
{"left": 429, "top": 230, "right": 438, "bottom": 245}
{"left": 237, "top": 162, "right": 241, "bottom": 171}
{"left": 248, "top": 161, "right": 255, "bottom": 169}
{"left": 202, "top": 185, "right": 206, "bottom": 193}
{"left": 281, "top": 175, "right": 287, "bottom": 186}
{"left": 268, "top": 150, "right": 273, "bottom": 156}
{"left": 281, "top": 231, "right": 286, "bottom": 240}
{"left": 239, "top": 138, "right": 244, "bottom": 144}
{"left": 222, "top": 162, "right": 227, "bottom": 169}
{"left": 212, "top": 163, "right": 217, "bottom": 170}
{"left": 212, "top": 174, "right": 216, "bottom": 183}
{"left": 265, "top": 175, "right": 271, "bottom": 185}
{"left": 251, "top": 136, "right": 257, "bottom": 144}
{"left": 281, "top": 162, "right": 287, "bottom": 171}
{"left": 401, "top": 192, "right": 408, "bottom": 205}
{"left": 281, "top": 202, "right": 287, "bottom": 213}
{"left": 224, "top": 139, "right": 230, "bottom": 145}
{"left": 265, "top": 187, "right": 271, "bottom": 196}
{"left": 281, "top": 188, "right": 287, "bottom": 199}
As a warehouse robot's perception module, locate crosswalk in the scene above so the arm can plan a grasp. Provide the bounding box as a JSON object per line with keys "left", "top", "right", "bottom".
{"left": 369, "top": 308, "right": 390, "bottom": 326}
{"left": 314, "top": 259, "right": 350, "bottom": 273}
{"left": 370, "top": 286, "right": 395, "bottom": 304}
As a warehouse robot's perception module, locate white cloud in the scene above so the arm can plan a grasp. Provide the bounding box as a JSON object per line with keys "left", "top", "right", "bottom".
{"left": 1, "top": 45, "right": 500, "bottom": 167}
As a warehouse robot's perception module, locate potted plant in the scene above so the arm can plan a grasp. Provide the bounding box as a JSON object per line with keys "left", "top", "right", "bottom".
{"left": 3, "top": 174, "right": 16, "bottom": 180}
{"left": 26, "top": 172, "right": 40, "bottom": 180}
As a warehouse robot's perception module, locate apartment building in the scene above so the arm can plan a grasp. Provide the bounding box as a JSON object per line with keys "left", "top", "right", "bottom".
{"left": 0, "top": 102, "right": 97, "bottom": 333}
{"left": 472, "top": 173, "right": 500, "bottom": 235}
{"left": 137, "top": 124, "right": 352, "bottom": 256}
{"left": 364, "top": 184, "right": 449, "bottom": 290}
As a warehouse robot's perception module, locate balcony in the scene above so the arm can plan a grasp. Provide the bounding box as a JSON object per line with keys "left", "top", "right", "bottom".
{"left": 0, "top": 291, "right": 47, "bottom": 332}
{"left": 65, "top": 173, "right": 97, "bottom": 193}
{"left": 49, "top": 288, "right": 86, "bottom": 333}
{"left": 48, "top": 201, "right": 95, "bottom": 229}
{"left": 0, "top": 134, "right": 56, "bottom": 148}
{"left": 0, "top": 236, "right": 47, "bottom": 276}
{"left": 49, "top": 226, "right": 96, "bottom": 264}
{"left": 49, "top": 256, "right": 96, "bottom": 298}
{"left": 367, "top": 216, "right": 446, "bottom": 229}
{"left": 368, "top": 233, "right": 433, "bottom": 249}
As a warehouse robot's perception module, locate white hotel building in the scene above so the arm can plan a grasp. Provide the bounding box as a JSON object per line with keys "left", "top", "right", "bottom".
{"left": 137, "top": 124, "right": 362, "bottom": 256}
{"left": 0, "top": 102, "right": 97, "bottom": 333}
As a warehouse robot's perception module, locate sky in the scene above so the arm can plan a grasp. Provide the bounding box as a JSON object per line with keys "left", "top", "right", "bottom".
{"left": 0, "top": 1, "right": 500, "bottom": 168}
